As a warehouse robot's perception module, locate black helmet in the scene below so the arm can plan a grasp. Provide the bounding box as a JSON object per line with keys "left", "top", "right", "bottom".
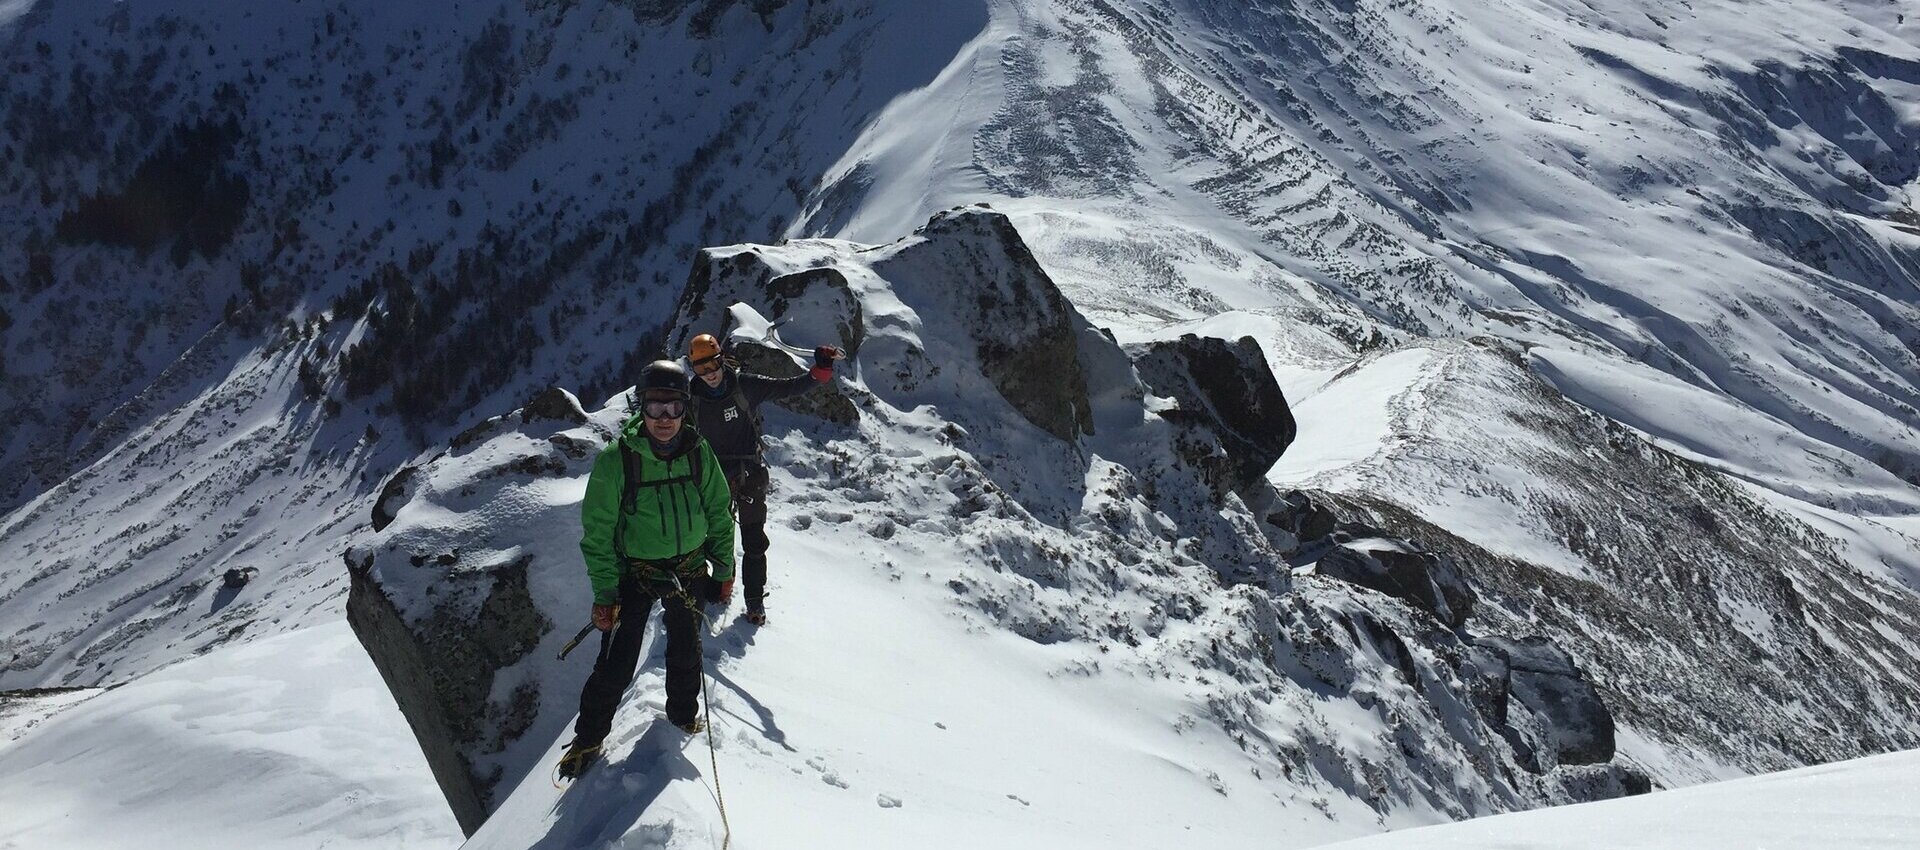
{"left": 639, "top": 359, "right": 691, "bottom": 399}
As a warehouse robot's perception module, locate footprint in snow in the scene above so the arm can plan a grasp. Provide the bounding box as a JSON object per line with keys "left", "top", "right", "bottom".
{"left": 805, "top": 755, "right": 850, "bottom": 789}
{"left": 876, "top": 793, "right": 903, "bottom": 809}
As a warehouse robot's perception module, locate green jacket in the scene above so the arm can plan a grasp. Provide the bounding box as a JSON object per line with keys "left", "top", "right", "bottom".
{"left": 580, "top": 420, "right": 735, "bottom": 604}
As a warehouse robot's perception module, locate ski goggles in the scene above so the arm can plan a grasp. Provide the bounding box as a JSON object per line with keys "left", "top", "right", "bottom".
{"left": 641, "top": 399, "right": 687, "bottom": 420}
{"left": 690, "top": 356, "right": 723, "bottom": 376}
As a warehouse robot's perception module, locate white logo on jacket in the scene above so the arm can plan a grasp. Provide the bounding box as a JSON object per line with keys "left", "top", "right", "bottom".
{"left": 723, "top": 406, "right": 740, "bottom": 422}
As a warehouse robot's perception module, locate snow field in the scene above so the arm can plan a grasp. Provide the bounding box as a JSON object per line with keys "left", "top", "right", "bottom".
{"left": 0, "top": 622, "right": 460, "bottom": 850}
{"left": 469, "top": 501, "right": 1390, "bottom": 849}
{"left": 1311, "top": 747, "right": 1920, "bottom": 850}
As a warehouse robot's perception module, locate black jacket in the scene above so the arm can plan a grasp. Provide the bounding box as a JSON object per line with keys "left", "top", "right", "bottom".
{"left": 688, "top": 368, "right": 818, "bottom": 464}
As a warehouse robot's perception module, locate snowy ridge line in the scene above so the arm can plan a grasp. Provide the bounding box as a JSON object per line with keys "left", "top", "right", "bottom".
{"left": 375, "top": 209, "right": 1664, "bottom": 847}
{"left": 0, "top": 0, "right": 1917, "bottom": 846}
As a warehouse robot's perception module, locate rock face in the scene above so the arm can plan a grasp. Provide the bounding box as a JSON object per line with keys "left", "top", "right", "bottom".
{"left": 874, "top": 209, "right": 1096, "bottom": 443}
{"left": 1269, "top": 489, "right": 1337, "bottom": 541}
{"left": 1476, "top": 635, "right": 1618, "bottom": 767}
{"left": 1315, "top": 541, "right": 1475, "bottom": 629}
{"left": 345, "top": 388, "right": 599, "bottom": 836}
{"left": 1278, "top": 487, "right": 1632, "bottom": 789}
{"left": 1131, "top": 334, "right": 1296, "bottom": 497}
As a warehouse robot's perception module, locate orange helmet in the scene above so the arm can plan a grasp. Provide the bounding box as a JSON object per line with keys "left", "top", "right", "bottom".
{"left": 688, "top": 333, "right": 722, "bottom": 365}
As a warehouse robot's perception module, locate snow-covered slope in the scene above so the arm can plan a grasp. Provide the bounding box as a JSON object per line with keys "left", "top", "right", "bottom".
{"left": 803, "top": 0, "right": 1920, "bottom": 582}
{"left": 0, "top": 621, "right": 459, "bottom": 849}
{"left": 3, "top": 0, "right": 1919, "bottom": 846}
{"left": 1312, "top": 746, "right": 1920, "bottom": 850}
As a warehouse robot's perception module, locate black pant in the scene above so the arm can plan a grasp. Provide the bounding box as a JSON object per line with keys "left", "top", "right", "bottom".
{"left": 574, "top": 573, "right": 711, "bottom": 742}
{"left": 726, "top": 462, "right": 771, "bottom": 605}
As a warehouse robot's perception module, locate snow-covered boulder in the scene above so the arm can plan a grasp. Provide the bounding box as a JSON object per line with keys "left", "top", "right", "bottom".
{"left": 345, "top": 387, "right": 604, "bottom": 835}
{"left": 1131, "top": 333, "right": 1297, "bottom": 499}
{"left": 673, "top": 207, "right": 1098, "bottom": 444}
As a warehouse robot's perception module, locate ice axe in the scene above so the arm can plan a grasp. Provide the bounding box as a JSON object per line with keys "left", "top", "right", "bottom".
{"left": 557, "top": 622, "right": 596, "bottom": 661}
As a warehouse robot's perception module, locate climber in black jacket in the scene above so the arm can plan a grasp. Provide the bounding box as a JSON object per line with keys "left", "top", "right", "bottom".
{"left": 685, "top": 332, "right": 842, "bottom": 625}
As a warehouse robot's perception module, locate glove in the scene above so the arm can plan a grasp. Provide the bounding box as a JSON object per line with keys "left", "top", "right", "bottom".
{"left": 714, "top": 579, "right": 735, "bottom": 606}
{"left": 592, "top": 603, "right": 621, "bottom": 631}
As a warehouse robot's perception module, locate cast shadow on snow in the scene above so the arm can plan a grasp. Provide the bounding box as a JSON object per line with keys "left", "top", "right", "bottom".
{"left": 528, "top": 723, "right": 698, "bottom": 850}
{"left": 523, "top": 609, "right": 789, "bottom": 847}
{"left": 207, "top": 584, "right": 241, "bottom": 615}
{"left": 705, "top": 614, "right": 794, "bottom": 752}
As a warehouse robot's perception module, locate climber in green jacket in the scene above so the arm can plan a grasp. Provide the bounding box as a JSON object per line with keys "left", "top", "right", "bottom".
{"left": 559, "top": 360, "right": 734, "bottom": 779}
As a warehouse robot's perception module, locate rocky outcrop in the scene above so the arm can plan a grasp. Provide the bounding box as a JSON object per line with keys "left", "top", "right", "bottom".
{"left": 1275, "top": 487, "right": 1633, "bottom": 794}
{"left": 1268, "top": 489, "right": 1337, "bottom": 541}
{"left": 347, "top": 549, "right": 550, "bottom": 835}
{"left": 671, "top": 206, "right": 1098, "bottom": 443}
{"left": 346, "top": 388, "right": 597, "bottom": 836}
{"left": 870, "top": 207, "right": 1096, "bottom": 442}
{"left": 671, "top": 255, "right": 863, "bottom": 426}
{"left": 1132, "top": 334, "right": 1296, "bottom": 497}
{"left": 1315, "top": 541, "right": 1474, "bottom": 629}
{"left": 1476, "top": 635, "right": 1617, "bottom": 767}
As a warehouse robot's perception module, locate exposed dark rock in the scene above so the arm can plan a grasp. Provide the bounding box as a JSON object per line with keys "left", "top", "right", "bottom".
{"left": 220, "top": 567, "right": 257, "bottom": 589}
{"left": 1269, "top": 489, "right": 1338, "bottom": 542}
{"left": 1461, "top": 643, "right": 1512, "bottom": 726}
{"left": 346, "top": 551, "right": 550, "bottom": 836}
{"left": 344, "top": 549, "right": 487, "bottom": 835}
{"left": 1315, "top": 542, "right": 1474, "bottom": 628}
{"left": 1476, "top": 635, "right": 1616, "bottom": 766}
{"left": 371, "top": 466, "right": 417, "bottom": 533}
{"left": 1132, "top": 333, "right": 1295, "bottom": 496}
{"left": 519, "top": 386, "right": 587, "bottom": 426}
{"left": 1344, "top": 609, "right": 1417, "bottom": 683}
{"left": 871, "top": 207, "right": 1095, "bottom": 442}
{"left": 1545, "top": 763, "right": 1651, "bottom": 801}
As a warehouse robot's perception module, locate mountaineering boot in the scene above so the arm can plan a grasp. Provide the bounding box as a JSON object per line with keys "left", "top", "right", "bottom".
{"left": 556, "top": 738, "right": 603, "bottom": 780}
{"left": 677, "top": 717, "right": 706, "bottom": 735}
{"left": 745, "top": 599, "right": 767, "bottom": 626}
